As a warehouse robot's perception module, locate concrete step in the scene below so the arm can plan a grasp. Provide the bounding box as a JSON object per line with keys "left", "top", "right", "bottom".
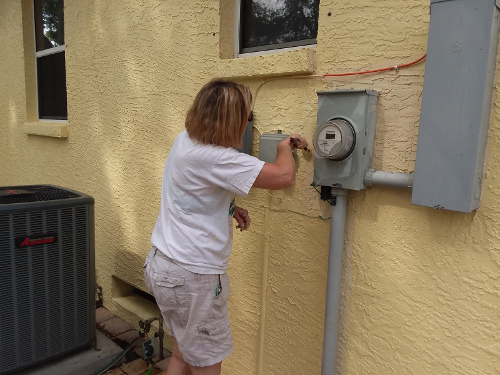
{"left": 20, "top": 330, "right": 125, "bottom": 375}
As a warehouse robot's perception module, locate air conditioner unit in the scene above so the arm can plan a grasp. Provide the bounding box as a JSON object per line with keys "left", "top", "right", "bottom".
{"left": 0, "top": 185, "right": 95, "bottom": 374}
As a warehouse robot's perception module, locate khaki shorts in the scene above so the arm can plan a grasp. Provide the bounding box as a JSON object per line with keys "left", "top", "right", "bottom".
{"left": 143, "top": 247, "right": 233, "bottom": 367}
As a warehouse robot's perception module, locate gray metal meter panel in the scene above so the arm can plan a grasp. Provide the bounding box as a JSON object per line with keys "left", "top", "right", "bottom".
{"left": 313, "top": 90, "right": 379, "bottom": 190}
{"left": 411, "top": 0, "right": 500, "bottom": 213}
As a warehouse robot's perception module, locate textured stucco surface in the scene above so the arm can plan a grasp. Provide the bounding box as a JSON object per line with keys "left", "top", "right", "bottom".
{"left": 1, "top": 0, "right": 500, "bottom": 374}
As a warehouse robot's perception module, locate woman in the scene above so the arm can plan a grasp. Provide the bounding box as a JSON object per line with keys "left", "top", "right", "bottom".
{"left": 144, "top": 79, "right": 308, "bottom": 375}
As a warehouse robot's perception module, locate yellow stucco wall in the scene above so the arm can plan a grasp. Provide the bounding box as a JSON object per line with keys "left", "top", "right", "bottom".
{"left": 1, "top": 0, "right": 499, "bottom": 374}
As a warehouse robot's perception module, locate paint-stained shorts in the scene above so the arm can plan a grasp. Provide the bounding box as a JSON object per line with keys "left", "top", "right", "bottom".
{"left": 143, "top": 246, "right": 233, "bottom": 367}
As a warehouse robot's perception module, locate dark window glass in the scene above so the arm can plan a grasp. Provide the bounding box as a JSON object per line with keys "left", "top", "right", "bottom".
{"left": 37, "top": 52, "right": 67, "bottom": 120}
{"left": 34, "top": 0, "right": 64, "bottom": 52}
{"left": 240, "top": 0, "right": 320, "bottom": 53}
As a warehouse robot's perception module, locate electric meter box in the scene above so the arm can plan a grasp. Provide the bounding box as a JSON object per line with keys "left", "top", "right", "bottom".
{"left": 313, "top": 90, "right": 379, "bottom": 190}
{"left": 411, "top": 0, "right": 500, "bottom": 213}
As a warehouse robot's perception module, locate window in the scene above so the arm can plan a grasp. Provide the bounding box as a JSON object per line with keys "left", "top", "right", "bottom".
{"left": 33, "top": 0, "right": 67, "bottom": 120}
{"left": 238, "top": 0, "right": 320, "bottom": 54}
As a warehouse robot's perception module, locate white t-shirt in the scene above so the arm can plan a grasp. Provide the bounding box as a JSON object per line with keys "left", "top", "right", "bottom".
{"left": 151, "top": 130, "right": 265, "bottom": 274}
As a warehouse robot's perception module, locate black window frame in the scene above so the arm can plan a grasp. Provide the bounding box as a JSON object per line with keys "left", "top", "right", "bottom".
{"left": 33, "top": 0, "right": 67, "bottom": 121}
{"left": 238, "top": 0, "right": 320, "bottom": 55}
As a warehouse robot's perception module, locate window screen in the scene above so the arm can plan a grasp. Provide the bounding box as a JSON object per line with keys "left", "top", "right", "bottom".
{"left": 240, "top": 0, "right": 320, "bottom": 54}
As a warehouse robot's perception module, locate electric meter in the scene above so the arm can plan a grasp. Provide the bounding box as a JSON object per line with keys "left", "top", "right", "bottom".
{"left": 313, "top": 89, "right": 379, "bottom": 190}
{"left": 313, "top": 118, "right": 356, "bottom": 161}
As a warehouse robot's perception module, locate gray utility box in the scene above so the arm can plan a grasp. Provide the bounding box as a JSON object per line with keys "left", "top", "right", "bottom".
{"left": 313, "top": 90, "right": 379, "bottom": 191}
{"left": 412, "top": 0, "right": 500, "bottom": 213}
{"left": 259, "top": 132, "right": 290, "bottom": 163}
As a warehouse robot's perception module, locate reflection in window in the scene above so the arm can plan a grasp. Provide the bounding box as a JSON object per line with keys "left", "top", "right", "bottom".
{"left": 34, "top": 0, "right": 64, "bottom": 51}
{"left": 33, "top": 0, "right": 67, "bottom": 120}
{"left": 240, "top": 0, "right": 320, "bottom": 54}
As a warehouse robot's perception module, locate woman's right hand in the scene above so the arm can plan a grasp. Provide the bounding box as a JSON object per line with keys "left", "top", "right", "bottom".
{"left": 281, "top": 133, "right": 309, "bottom": 151}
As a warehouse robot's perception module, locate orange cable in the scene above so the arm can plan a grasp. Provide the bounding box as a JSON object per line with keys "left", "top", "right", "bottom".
{"left": 251, "top": 53, "right": 427, "bottom": 112}
{"left": 323, "top": 54, "right": 427, "bottom": 77}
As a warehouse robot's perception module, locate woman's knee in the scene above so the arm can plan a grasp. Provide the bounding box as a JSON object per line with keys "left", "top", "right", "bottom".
{"left": 172, "top": 338, "right": 186, "bottom": 361}
{"left": 189, "top": 362, "right": 221, "bottom": 375}
{"left": 173, "top": 348, "right": 187, "bottom": 362}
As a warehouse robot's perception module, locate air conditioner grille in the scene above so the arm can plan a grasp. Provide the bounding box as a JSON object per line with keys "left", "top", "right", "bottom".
{"left": 0, "top": 201, "right": 94, "bottom": 374}
{"left": 0, "top": 213, "right": 15, "bottom": 370}
{"left": 0, "top": 185, "right": 80, "bottom": 205}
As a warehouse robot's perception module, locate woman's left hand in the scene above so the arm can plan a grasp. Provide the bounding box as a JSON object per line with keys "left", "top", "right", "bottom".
{"left": 234, "top": 206, "right": 251, "bottom": 231}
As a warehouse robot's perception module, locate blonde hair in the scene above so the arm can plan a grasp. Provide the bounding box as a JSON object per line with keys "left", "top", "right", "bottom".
{"left": 185, "top": 79, "right": 252, "bottom": 148}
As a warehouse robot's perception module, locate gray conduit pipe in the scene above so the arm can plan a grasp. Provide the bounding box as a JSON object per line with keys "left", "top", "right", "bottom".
{"left": 364, "top": 169, "right": 414, "bottom": 189}
{"left": 321, "top": 172, "right": 413, "bottom": 375}
{"left": 321, "top": 188, "right": 348, "bottom": 375}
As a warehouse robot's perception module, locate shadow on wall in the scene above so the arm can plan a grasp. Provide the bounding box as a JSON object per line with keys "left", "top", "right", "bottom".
{"left": 63, "top": 1, "right": 205, "bottom": 298}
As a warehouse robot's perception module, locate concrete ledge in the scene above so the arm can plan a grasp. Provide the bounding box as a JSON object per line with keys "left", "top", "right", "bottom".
{"left": 24, "top": 122, "right": 69, "bottom": 138}
{"left": 217, "top": 47, "right": 317, "bottom": 79}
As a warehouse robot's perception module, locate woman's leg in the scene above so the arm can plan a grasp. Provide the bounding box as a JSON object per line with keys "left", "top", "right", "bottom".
{"left": 165, "top": 338, "right": 192, "bottom": 375}
{"left": 189, "top": 362, "right": 221, "bottom": 375}
{"left": 162, "top": 338, "right": 221, "bottom": 375}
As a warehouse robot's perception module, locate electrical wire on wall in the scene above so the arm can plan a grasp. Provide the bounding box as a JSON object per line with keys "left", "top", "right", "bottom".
{"left": 322, "top": 53, "right": 426, "bottom": 77}
{"left": 252, "top": 53, "right": 427, "bottom": 112}
{"left": 250, "top": 53, "right": 427, "bottom": 220}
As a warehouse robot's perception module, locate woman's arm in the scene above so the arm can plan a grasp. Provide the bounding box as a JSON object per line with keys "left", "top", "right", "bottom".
{"left": 252, "top": 134, "right": 308, "bottom": 190}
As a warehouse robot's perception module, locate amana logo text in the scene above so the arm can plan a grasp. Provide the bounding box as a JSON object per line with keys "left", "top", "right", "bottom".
{"left": 15, "top": 233, "right": 58, "bottom": 249}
